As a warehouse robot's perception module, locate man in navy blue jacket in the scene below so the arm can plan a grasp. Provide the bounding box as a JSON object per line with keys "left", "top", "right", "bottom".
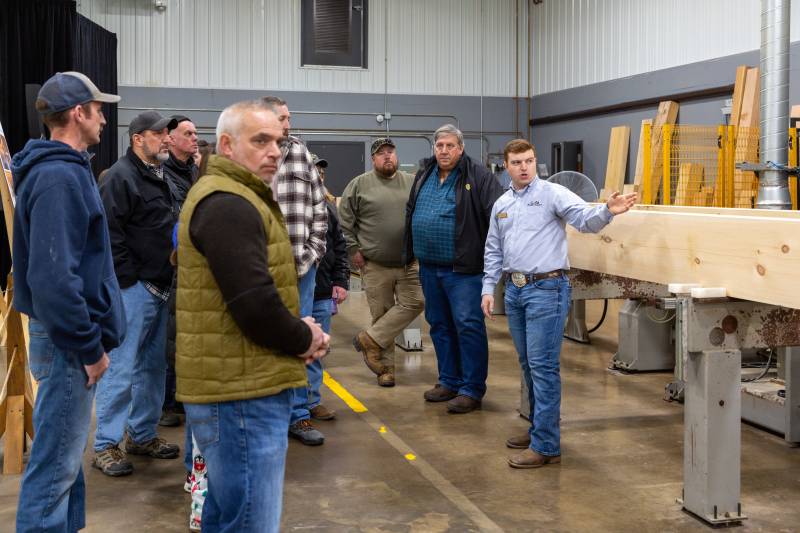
{"left": 12, "top": 72, "right": 126, "bottom": 532}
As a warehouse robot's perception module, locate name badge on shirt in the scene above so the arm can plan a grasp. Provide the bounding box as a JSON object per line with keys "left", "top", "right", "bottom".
{"left": 497, "top": 212, "right": 508, "bottom": 219}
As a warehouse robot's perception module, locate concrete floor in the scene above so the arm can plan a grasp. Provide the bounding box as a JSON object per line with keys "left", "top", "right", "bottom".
{"left": 1, "top": 294, "right": 799, "bottom": 532}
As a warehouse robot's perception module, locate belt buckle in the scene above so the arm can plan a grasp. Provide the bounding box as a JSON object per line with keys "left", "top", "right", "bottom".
{"left": 511, "top": 272, "right": 527, "bottom": 288}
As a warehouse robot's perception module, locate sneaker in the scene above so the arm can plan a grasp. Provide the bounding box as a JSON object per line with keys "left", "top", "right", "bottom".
{"left": 310, "top": 404, "right": 336, "bottom": 421}
{"left": 158, "top": 410, "right": 181, "bottom": 427}
{"left": 289, "top": 419, "right": 325, "bottom": 446}
{"left": 92, "top": 445, "right": 133, "bottom": 477}
{"left": 124, "top": 435, "right": 180, "bottom": 459}
{"left": 183, "top": 471, "right": 192, "bottom": 493}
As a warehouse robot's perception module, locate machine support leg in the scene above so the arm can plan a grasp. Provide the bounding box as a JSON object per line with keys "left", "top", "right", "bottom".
{"left": 784, "top": 347, "right": 800, "bottom": 445}
{"left": 682, "top": 348, "right": 746, "bottom": 525}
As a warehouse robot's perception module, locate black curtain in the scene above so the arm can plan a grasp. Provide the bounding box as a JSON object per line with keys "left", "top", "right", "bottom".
{"left": 74, "top": 14, "right": 119, "bottom": 176}
{"left": 0, "top": 0, "right": 118, "bottom": 286}
{"left": 0, "top": 0, "right": 77, "bottom": 154}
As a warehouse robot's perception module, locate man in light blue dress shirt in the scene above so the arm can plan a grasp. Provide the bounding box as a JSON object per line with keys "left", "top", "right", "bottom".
{"left": 481, "top": 139, "right": 635, "bottom": 469}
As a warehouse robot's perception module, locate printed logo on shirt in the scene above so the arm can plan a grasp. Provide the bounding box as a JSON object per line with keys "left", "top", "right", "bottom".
{"left": 497, "top": 212, "right": 509, "bottom": 219}
{"left": 528, "top": 201, "right": 543, "bottom": 207}
{"left": 465, "top": 183, "right": 472, "bottom": 191}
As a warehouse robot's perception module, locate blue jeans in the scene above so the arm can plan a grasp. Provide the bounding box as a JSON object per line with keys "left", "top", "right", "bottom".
{"left": 290, "top": 265, "right": 317, "bottom": 424}
{"left": 185, "top": 389, "right": 293, "bottom": 533}
{"left": 184, "top": 421, "right": 193, "bottom": 472}
{"left": 17, "top": 320, "right": 95, "bottom": 533}
{"left": 418, "top": 263, "right": 488, "bottom": 400}
{"left": 504, "top": 275, "right": 572, "bottom": 457}
{"left": 94, "top": 282, "right": 169, "bottom": 451}
{"left": 303, "top": 298, "right": 333, "bottom": 408}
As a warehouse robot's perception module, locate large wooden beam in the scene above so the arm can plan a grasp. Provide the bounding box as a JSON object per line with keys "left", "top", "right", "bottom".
{"left": 567, "top": 207, "right": 800, "bottom": 309}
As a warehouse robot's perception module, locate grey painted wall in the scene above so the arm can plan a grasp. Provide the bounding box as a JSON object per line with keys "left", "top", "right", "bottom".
{"left": 115, "top": 86, "right": 529, "bottom": 179}
{"left": 531, "top": 42, "right": 800, "bottom": 191}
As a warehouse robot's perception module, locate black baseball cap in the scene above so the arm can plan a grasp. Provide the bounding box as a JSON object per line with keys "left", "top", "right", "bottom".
{"left": 129, "top": 111, "right": 179, "bottom": 136}
{"left": 310, "top": 153, "right": 328, "bottom": 168}
{"left": 370, "top": 138, "right": 396, "bottom": 155}
{"left": 37, "top": 71, "right": 120, "bottom": 114}
{"left": 170, "top": 115, "right": 193, "bottom": 131}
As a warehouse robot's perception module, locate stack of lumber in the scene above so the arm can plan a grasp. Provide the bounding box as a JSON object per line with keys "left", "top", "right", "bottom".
{"left": 731, "top": 65, "right": 760, "bottom": 208}
{"left": 599, "top": 126, "right": 630, "bottom": 201}
{"left": 647, "top": 101, "right": 679, "bottom": 203}
{"left": 630, "top": 119, "right": 653, "bottom": 201}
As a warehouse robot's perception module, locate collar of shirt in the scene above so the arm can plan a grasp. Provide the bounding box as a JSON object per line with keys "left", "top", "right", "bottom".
{"left": 509, "top": 175, "right": 539, "bottom": 196}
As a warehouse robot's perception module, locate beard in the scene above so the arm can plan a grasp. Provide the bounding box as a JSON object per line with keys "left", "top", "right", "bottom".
{"left": 156, "top": 150, "right": 170, "bottom": 163}
{"left": 375, "top": 161, "right": 397, "bottom": 177}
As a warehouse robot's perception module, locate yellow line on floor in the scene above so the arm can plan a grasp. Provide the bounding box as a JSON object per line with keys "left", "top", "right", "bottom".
{"left": 322, "top": 370, "right": 504, "bottom": 533}
{"left": 322, "top": 371, "right": 367, "bottom": 412}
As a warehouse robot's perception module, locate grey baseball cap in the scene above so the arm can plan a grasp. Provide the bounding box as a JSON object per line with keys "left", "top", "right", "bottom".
{"left": 128, "top": 111, "right": 179, "bottom": 136}
{"left": 37, "top": 71, "right": 121, "bottom": 114}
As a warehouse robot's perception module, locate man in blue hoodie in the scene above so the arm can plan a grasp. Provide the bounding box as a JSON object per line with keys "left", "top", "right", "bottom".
{"left": 12, "top": 72, "right": 126, "bottom": 532}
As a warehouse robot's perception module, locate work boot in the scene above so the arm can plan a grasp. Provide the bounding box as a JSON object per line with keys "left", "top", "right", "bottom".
{"left": 310, "top": 404, "right": 336, "bottom": 421}
{"left": 377, "top": 371, "right": 395, "bottom": 387}
{"left": 508, "top": 448, "right": 561, "bottom": 469}
{"left": 423, "top": 384, "right": 458, "bottom": 402}
{"left": 92, "top": 445, "right": 133, "bottom": 477}
{"left": 446, "top": 394, "right": 482, "bottom": 414}
{"left": 506, "top": 433, "right": 531, "bottom": 449}
{"left": 124, "top": 435, "right": 180, "bottom": 459}
{"left": 289, "top": 419, "right": 325, "bottom": 446}
{"left": 353, "top": 330, "right": 384, "bottom": 376}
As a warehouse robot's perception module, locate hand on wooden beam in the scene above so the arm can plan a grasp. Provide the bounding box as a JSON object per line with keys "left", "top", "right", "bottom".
{"left": 606, "top": 192, "right": 637, "bottom": 215}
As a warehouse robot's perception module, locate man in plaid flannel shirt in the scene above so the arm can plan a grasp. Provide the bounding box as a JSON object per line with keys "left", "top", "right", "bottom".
{"left": 264, "top": 96, "right": 329, "bottom": 446}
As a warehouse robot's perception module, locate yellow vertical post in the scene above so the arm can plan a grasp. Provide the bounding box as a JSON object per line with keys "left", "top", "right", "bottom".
{"left": 642, "top": 123, "right": 652, "bottom": 204}
{"left": 715, "top": 125, "right": 725, "bottom": 207}
{"left": 789, "top": 127, "right": 797, "bottom": 210}
{"left": 726, "top": 125, "right": 736, "bottom": 208}
{"left": 662, "top": 124, "right": 672, "bottom": 205}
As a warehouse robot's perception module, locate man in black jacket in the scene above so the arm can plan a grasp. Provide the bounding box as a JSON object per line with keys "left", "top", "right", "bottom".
{"left": 93, "top": 111, "right": 181, "bottom": 477}
{"left": 160, "top": 115, "right": 199, "bottom": 428}
{"left": 404, "top": 124, "right": 503, "bottom": 414}
{"left": 164, "top": 114, "right": 199, "bottom": 204}
{"left": 308, "top": 154, "right": 349, "bottom": 421}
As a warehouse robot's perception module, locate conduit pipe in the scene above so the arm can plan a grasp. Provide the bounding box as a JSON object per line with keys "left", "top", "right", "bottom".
{"left": 757, "top": 0, "right": 791, "bottom": 209}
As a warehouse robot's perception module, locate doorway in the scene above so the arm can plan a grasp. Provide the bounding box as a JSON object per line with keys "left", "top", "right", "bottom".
{"left": 306, "top": 141, "right": 366, "bottom": 197}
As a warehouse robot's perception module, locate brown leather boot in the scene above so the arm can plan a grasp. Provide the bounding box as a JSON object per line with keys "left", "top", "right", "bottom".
{"left": 508, "top": 448, "right": 561, "bottom": 469}
{"left": 353, "top": 330, "right": 385, "bottom": 376}
{"left": 505, "top": 433, "right": 531, "bottom": 449}
{"left": 377, "top": 371, "right": 395, "bottom": 387}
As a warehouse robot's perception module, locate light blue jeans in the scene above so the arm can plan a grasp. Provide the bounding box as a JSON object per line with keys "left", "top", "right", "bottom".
{"left": 185, "top": 389, "right": 293, "bottom": 533}
{"left": 94, "top": 281, "right": 168, "bottom": 451}
{"left": 290, "top": 265, "right": 317, "bottom": 424}
{"left": 17, "top": 320, "right": 95, "bottom": 533}
{"left": 504, "top": 275, "right": 572, "bottom": 456}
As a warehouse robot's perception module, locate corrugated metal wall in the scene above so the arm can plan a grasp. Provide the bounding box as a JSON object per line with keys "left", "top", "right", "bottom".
{"left": 76, "top": 0, "right": 530, "bottom": 97}
{"left": 532, "top": 0, "right": 800, "bottom": 95}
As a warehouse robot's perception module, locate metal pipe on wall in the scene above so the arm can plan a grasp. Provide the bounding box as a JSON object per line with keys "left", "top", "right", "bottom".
{"left": 757, "top": 0, "right": 791, "bottom": 210}
{"left": 527, "top": 0, "right": 533, "bottom": 141}
{"left": 117, "top": 107, "right": 461, "bottom": 129}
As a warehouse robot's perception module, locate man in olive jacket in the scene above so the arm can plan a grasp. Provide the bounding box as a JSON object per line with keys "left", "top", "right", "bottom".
{"left": 176, "top": 99, "right": 328, "bottom": 533}
{"left": 403, "top": 124, "right": 503, "bottom": 414}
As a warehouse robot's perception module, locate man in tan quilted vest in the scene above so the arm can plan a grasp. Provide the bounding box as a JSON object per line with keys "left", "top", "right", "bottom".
{"left": 175, "top": 99, "right": 329, "bottom": 533}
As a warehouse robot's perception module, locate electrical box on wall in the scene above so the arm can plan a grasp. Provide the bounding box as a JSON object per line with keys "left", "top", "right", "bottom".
{"left": 551, "top": 141, "right": 583, "bottom": 173}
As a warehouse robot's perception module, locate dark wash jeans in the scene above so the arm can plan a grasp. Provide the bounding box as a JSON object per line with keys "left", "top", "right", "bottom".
{"left": 17, "top": 319, "right": 95, "bottom": 533}
{"left": 418, "top": 262, "right": 489, "bottom": 400}
{"left": 504, "top": 275, "right": 572, "bottom": 456}
{"left": 185, "top": 388, "right": 293, "bottom": 533}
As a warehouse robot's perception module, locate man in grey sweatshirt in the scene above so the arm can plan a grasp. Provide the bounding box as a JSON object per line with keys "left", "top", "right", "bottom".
{"left": 339, "top": 138, "right": 424, "bottom": 387}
